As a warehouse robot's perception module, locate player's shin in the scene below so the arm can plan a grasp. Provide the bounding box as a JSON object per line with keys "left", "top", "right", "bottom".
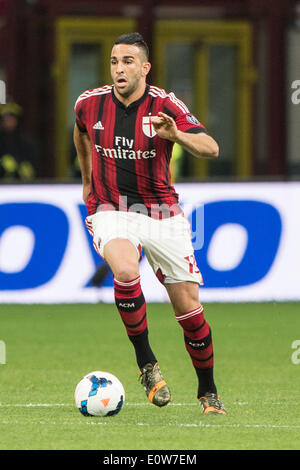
{"left": 114, "top": 276, "right": 157, "bottom": 369}
{"left": 175, "top": 305, "right": 217, "bottom": 397}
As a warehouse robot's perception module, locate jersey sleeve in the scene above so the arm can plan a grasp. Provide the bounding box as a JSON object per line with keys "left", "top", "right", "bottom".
{"left": 163, "top": 92, "right": 207, "bottom": 134}
{"left": 74, "top": 96, "right": 87, "bottom": 132}
{"left": 175, "top": 113, "right": 207, "bottom": 134}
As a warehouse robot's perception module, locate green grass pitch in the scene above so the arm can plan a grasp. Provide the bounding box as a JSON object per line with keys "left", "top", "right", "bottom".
{"left": 0, "top": 302, "right": 299, "bottom": 450}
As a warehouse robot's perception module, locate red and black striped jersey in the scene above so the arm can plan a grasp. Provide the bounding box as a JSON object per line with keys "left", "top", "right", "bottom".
{"left": 74, "top": 84, "right": 207, "bottom": 218}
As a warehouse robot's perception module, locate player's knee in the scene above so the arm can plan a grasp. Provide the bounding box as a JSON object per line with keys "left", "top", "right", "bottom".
{"left": 113, "top": 263, "right": 139, "bottom": 282}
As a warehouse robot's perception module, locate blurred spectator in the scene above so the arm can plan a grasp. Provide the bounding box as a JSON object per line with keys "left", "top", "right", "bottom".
{"left": 0, "top": 102, "right": 40, "bottom": 180}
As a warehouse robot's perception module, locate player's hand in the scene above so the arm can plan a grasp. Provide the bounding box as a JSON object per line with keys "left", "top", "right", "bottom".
{"left": 150, "top": 112, "right": 179, "bottom": 142}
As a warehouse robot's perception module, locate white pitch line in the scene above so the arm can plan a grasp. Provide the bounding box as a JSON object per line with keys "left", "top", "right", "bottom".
{"left": 3, "top": 404, "right": 167, "bottom": 407}
{"left": 0, "top": 403, "right": 299, "bottom": 430}
{"left": 137, "top": 422, "right": 300, "bottom": 429}
{"left": 0, "top": 403, "right": 69, "bottom": 407}
{"left": 0, "top": 420, "right": 299, "bottom": 430}
{"left": 0, "top": 401, "right": 296, "bottom": 407}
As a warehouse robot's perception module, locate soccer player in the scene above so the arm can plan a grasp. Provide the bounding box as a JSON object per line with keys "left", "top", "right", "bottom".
{"left": 74, "top": 32, "right": 226, "bottom": 415}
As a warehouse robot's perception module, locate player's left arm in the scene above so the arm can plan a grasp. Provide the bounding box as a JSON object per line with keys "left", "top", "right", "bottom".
{"left": 151, "top": 111, "right": 219, "bottom": 159}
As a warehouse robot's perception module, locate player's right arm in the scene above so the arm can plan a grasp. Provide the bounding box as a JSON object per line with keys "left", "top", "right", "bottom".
{"left": 73, "top": 123, "right": 92, "bottom": 203}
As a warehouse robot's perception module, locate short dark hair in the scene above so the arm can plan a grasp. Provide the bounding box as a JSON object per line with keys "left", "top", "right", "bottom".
{"left": 114, "top": 32, "right": 149, "bottom": 61}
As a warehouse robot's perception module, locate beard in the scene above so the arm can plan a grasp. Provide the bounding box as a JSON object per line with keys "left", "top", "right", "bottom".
{"left": 114, "top": 74, "right": 142, "bottom": 99}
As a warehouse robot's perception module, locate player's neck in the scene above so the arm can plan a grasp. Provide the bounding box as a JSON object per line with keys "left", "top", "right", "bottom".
{"left": 114, "top": 82, "right": 147, "bottom": 108}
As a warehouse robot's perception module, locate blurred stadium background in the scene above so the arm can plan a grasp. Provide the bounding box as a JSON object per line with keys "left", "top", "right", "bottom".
{"left": 0, "top": 0, "right": 299, "bottom": 180}
{"left": 0, "top": 0, "right": 300, "bottom": 451}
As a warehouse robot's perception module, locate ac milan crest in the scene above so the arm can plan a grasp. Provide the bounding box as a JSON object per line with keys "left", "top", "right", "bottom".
{"left": 142, "top": 116, "right": 157, "bottom": 138}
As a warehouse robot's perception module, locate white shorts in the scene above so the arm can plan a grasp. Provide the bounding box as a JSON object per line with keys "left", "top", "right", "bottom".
{"left": 85, "top": 211, "right": 203, "bottom": 285}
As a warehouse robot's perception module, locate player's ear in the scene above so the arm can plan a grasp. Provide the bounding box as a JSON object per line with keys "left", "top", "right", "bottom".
{"left": 142, "top": 61, "right": 151, "bottom": 78}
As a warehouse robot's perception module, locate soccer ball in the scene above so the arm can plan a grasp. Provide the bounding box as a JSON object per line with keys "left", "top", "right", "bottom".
{"left": 74, "top": 370, "right": 125, "bottom": 417}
